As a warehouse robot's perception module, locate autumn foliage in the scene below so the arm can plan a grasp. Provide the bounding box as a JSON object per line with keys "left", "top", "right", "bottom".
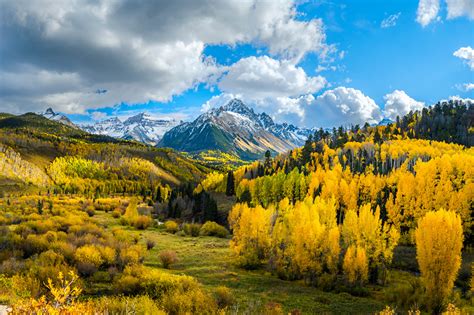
{"left": 415, "top": 210, "right": 464, "bottom": 313}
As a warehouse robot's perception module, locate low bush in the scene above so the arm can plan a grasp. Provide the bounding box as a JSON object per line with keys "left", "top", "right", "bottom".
{"left": 94, "top": 295, "right": 165, "bottom": 314}
{"left": 200, "top": 221, "right": 229, "bottom": 238}
{"left": 159, "top": 250, "right": 178, "bottom": 269}
{"left": 85, "top": 206, "right": 95, "bottom": 217}
{"left": 164, "top": 220, "right": 178, "bottom": 234}
{"left": 113, "top": 265, "right": 217, "bottom": 314}
{"left": 133, "top": 215, "right": 152, "bottom": 230}
{"left": 214, "top": 286, "right": 235, "bottom": 309}
{"left": 385, "top": 278, "right": 425, "bottom": 312}
{"left": 146, "top": 239, "right": 156, "bottom": 251}
{"left": 184, "top": 223, "right": 201, "bottom": 237}
{"left": 111, "top": 208, "right": 122, "bottom": 218}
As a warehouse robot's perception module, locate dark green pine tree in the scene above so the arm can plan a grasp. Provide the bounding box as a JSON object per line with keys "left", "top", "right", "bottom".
{"left": 301, "top": 134, "right": 313, "bottom": 164}
{"left": 226, "top": 171, "right": 235, "bottom": 196}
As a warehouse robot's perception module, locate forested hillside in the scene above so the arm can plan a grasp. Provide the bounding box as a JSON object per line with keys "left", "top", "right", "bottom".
{"left": 0, "top": 112, "right": 211, "bottom": 196}
{"left": 191, "top": 100, "right": 473, "bottom": 313}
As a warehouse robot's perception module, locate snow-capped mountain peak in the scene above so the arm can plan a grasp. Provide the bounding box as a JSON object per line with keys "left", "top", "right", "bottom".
{"left": 81, "top": 112, "right": 180, "bottom": 145}
{"left": 39, "top": 107, "right": 77, "bottom": 128}
{"left": 159, "top": 99, "right": 315, "bottom": 159}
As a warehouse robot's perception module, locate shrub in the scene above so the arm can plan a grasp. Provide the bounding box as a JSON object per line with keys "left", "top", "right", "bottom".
{"left": 146, "top": 239, "right": 156, "bottom": 251}
{"left": 164, "top": 220, "right": 178, "bottom": 234}
{"left": 200, "top": 221, "right": 229, "bottom": 238}
{"left": 214, "top": 286, "right": 235, "bottom": 309}
{"left": 85, "top": 205, "right": 95, "bottom": 217}
{"left": 119, "top": 245, "right": 143, "bottom": 267}
{"left": 75, "top": 245, "right": 104, "bottom": 267}
{"left": 159, "top": 250, "right": 178, "bottom": 269}
{"left": 160, "top": 285, "right": 217, "bottom": 315}
{"left": 112, "top": 208, "right": 122, "bottom": 218}
{"left": 114, "top": 274, "right": 141, "bottom": 295}
{"left": 133, "top": 215, "right": 153, "bottom": 230}
{"left": 385, "top": 278, "right": 425, "bottom": 313}
{"left": 93, "top": 296, "right": 165, "bottom": 314}
{"left": 184, "top": 223, "right": 201, "bottom": 237}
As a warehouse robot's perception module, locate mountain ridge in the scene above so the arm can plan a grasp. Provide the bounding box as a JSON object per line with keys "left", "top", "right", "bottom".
{"left": 81, "top": 113, "right": 181, "bottom": 145}
{"left": 158, "top": 99, "right": 314, "bottom": 160}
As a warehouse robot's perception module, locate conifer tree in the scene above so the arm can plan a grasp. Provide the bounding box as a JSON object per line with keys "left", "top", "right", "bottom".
{"left": 226, "top": 171, "right": 235, "bottom": 196}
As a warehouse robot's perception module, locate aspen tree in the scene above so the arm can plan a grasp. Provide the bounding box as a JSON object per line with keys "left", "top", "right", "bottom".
{"left": 415, "top": 210, "right": 463, "bottom": 313}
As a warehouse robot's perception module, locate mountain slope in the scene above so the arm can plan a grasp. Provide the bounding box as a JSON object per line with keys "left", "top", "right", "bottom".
{"left": 159, "top": 99, "right": 313, "bottom": 160}
{"left": 81, "top": 113, "right": 181, "bottom": 145}
{"left": 40, "top": 108, "right": 77, "bottom": 128}
{"left": 0, "top": 113, "right": 212, "bottom": 193}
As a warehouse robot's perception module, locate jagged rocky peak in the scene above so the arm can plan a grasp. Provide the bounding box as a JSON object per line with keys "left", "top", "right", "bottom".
{"left": 39, "top": 107, "right": 77, "bottom": 128}
{"left": 44, "top": 107, "right": 55, "bottom": 116}
{"left": 258, "top": 112, "right": 275, "bottom": 128}
{"left": 124, "top": 112, "right": 152, "bottom": 124}
{"left": 221, "top": 99, "right": 254, "bottom": 115}
{"left": 158, "top": 98, "right": 314, "bottom": 159}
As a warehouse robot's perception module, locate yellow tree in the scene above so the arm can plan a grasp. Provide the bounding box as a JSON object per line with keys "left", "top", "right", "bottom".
{"left": 415, "top": 209, "right": 463, "bottom": 313}
{"left": 341, "top": 204, "right": 399, "bottom": 284}
{"left": 343, "top": 245, "right": 368, "bottom": 286}
{"left": 229, "top": 203, "right": 272, "bottom": 268}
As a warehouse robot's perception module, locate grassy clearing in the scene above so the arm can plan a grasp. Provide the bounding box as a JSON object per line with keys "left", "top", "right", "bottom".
{"left": 136, "top": 229, "right": 385, "bottom": 314}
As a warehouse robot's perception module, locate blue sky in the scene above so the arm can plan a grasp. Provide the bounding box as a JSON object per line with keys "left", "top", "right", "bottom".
{"left": 1, "top": 0, "right": 473, "bottom": 128}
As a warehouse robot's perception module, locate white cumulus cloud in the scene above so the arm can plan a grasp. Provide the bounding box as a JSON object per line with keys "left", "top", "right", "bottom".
{"left": 0, "top": 0, "right": 330, "bottom": 114}
{"left": 446, "top": 0, "right": 474, "bottom": 20}
{"left": 454, "top": 46, "right": 474, "bottom": 70}
{"left": 303, "top": 87, "right": 382, "bottom": 128}
{"left": 218, "top": 56, "right": 327, "bottom": 99}
{"left": 417, "top": 0, "right": 474, "bottom": 26}
{"left": 463, "top": 83, "right": 474, "bottom": 91}
{"left": 417, "top": 0, "right": 440, "bottom": 27}
{"left": 383, "top": 90, "right": 425, "bottom": 120}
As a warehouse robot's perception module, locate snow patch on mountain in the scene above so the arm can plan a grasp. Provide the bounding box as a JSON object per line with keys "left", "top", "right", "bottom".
{"left": 81, "top": 113, "right": 181, "bottom": 145}
{"left": 39, "top": 108, "right": 77, "bottom": 128}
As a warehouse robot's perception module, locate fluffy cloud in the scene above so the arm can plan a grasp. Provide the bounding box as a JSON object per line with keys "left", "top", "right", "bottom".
{"left": 463, "top": 83, "right": 474, "bottom": 91}
{"left": 205, "top": 88, "right": 432, "bottom": 129}
{"left": 383, "top": 90, "right": 425, "bottom": 120}
{"left": 417, "top": 0, "right": 440, "bottom": 27}
{"left": 446, "top": 0, "right": 474, "bottom": 19}
{"left": 218, "top": 56, "right": 326, "bottom": 99}
{"left": 0, "top": 0, "right": 329, "bottom": 114}
{"left": 303, "top": 87, "right": 382, "bottom": 128}
{"left": 417, "top": 0, "right": 474, "bottom": 26}
{"left": 454, "top": 46, "right": 474, "bottom": 70}
{"left": 381, "top": 13, "right": 401, "bottom": 28}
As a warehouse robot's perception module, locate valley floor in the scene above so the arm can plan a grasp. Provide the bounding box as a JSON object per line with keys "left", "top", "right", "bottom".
{"left": 92, "top": 210, "right": 473, "bottom": 314}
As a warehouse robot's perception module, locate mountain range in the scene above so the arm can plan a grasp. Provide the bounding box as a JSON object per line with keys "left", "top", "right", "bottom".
{"left": 39, "top": 99, "right": 398, "bottom": 160}
{"left": 158, "top": 99, "right": 314, "bottom": 160}
{"left": 81, "top": 113, "right": 181, "bottom": 145}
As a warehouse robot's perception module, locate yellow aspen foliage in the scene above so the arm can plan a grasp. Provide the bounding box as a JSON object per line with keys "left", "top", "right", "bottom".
{"left": 270, "top": 197, "right": 340, "bottom": 284}
{"left": 343, "top": 245, "right": 368, "bottom": 286}
{"left": 229, "top": 203, "right": 272, "bottom": 268}
{"left": 415, "top": 210, "right": 463, "bottom": 313}
{"left": 341, "top": 204, "right": 399, "bottom": 282}
{"left": 123, "top": 199, "right": 139, "bottom": 224}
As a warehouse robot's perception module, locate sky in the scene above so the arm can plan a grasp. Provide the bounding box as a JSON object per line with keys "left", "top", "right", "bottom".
{"left": 0, "top": 0, "right": 473, "bottom": 128}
